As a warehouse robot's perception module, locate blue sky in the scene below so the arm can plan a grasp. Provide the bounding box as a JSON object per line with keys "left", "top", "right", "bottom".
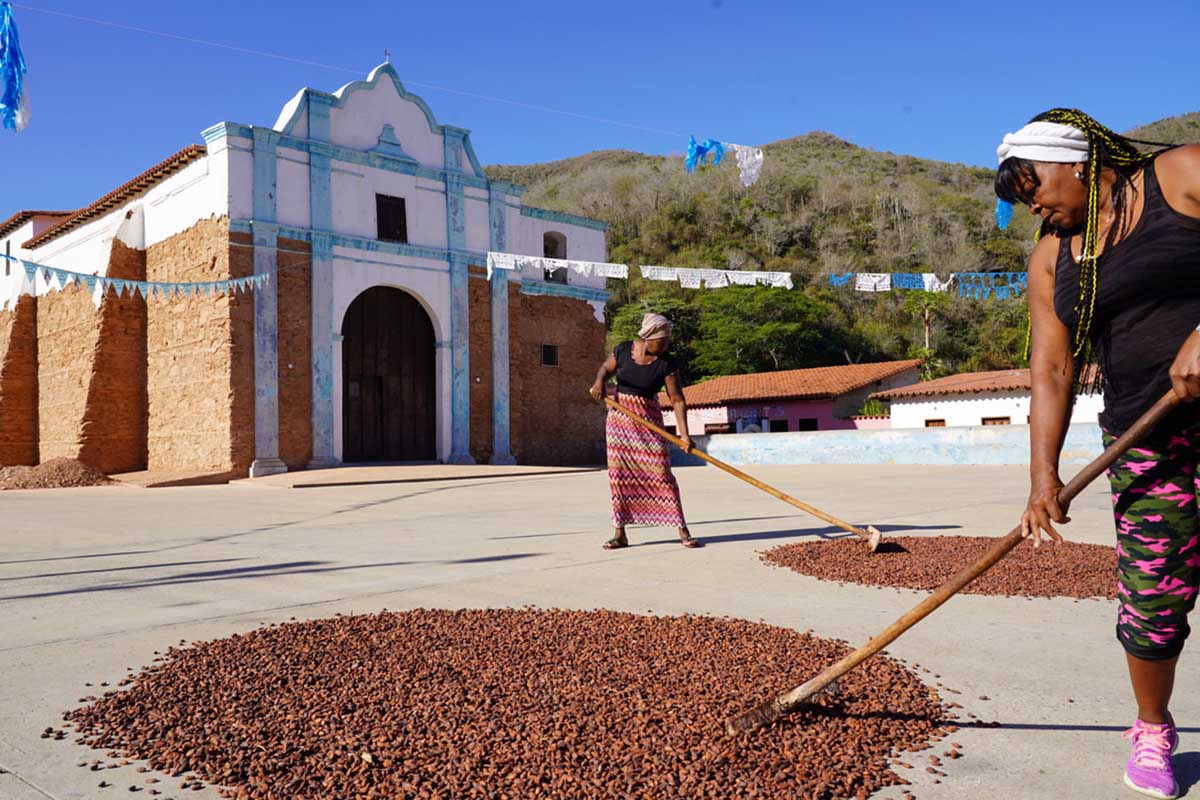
{"left": 2, "top": 0, "right": 1197, "bottom": 219}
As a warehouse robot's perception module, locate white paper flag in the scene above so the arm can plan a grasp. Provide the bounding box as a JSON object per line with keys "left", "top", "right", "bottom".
{"left": 855, "top": 273, "right": 892, "bottom": 292}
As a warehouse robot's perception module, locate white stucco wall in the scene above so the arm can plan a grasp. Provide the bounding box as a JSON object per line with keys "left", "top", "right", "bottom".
{"left": 11, "top": 155, "right": 227, "bottom": 283}
{"left": 889, "top": 390, "right": 1105, "bottom": 428}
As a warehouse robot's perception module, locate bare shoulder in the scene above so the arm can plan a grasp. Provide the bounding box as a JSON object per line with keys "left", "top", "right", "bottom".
{"left": 1029, "top": 230, "right": 1060, "bottom": 278}
{"left": 1155, "top": 145, "right": 1200, "bottom": 213}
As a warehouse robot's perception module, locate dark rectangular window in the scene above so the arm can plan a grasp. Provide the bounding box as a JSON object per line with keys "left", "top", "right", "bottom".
{"left": 769, "top": 419, "right": 789, "bottom": 433}
{"left": 663, "top": 425, "right": 677, "bottom": 435}
{"left": 795, "top": 418, "right": 819, "bottom": 431}
{"left": 376, "top": 194, "right": 408, "bottom": 243}
{"left": 541, "top": 344, "right": 560, "bottom": 367}
{"left": 925, "top": 419, "right": 946, "bottom": 427}
{"left": 545, "top": 266, "right": 568, "bottom": 284}
{"left": 982, "top": 416, "right": 1011, "bottom": 426}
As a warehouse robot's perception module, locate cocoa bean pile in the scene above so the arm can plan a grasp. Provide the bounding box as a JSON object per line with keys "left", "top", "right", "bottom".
{"left": 0, "top": 457, "right": 111, "bottom": 490}
{"left": 60, "top": 609, "right": 952, "bottom": 799}
{"left": 762, "top": 536, "right": 1116, "bottom": 599}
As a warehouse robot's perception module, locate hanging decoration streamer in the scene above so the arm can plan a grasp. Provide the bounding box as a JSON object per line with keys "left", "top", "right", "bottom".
{"left": 0, "top": 0, "right": 29, "bottom": 131}
{"left": 485, "top": 251, "right": 629, "bottom": 281}
{"left": 485, "top": 251, "right": 792, "bottom": 290}
{"left": 0, "top": 255, "right": 270, "bottom": 312}
{"left": 923, "top": 273, "right": 953, "bottom": 293}
{"left": 644, "top": 265, "right": 792, "bottom": 290}
{"left": 725, "top": 143, "right": 764, "bottom": 187}
{"left": 684, "top": 137, "right": 764, "bottom": 186}
{"left": 952, "top": 271, "right": 1027, "bottom": 300}
{"left": 994, "top": 199, "right": 1014, "bottom": 230}
{"left": 854, "top": 273, "right": 892, "bottom": 293}
{"left": 824, "top": 271, "right": 1026, "bottom": 298}
{"left": 889, "top": 273, "right": 926, "bottom": 290}
{"left": 685, "top": 136, "right": 725, "bottom": 173}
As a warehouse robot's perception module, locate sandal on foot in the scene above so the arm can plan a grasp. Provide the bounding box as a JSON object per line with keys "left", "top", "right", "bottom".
{"left": 603, "top": 536, "right": 629, "bottom": 550}
{"left": 679, "top": 534, "right": 702, "bottom": 548}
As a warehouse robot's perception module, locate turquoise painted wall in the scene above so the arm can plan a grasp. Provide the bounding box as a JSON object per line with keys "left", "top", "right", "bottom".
{"left": 671, "top": 423, "right": 1104, "bottom": 467}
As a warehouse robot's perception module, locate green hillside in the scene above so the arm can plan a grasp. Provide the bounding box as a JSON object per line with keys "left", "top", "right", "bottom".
{"left": 485, "top": 114, "right": 1198, "bottom": 382}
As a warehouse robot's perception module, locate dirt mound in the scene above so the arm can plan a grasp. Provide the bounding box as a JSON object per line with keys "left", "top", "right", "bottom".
{"left": 762, "top": 536, "right": 1116, "bottom": 599}
{"left": 58, "top": 609, "right": 954, "bottom": 799}
{"left": 0, "top": 458, "right": 112, "bottom": 490}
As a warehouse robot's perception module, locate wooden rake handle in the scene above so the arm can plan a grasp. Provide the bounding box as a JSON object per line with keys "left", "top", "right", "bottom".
{"left": 727, "top": 388, "right": 1183, "bottom": 735}
{"left": 601, "top": 395, "right": 876, "bottom": 543}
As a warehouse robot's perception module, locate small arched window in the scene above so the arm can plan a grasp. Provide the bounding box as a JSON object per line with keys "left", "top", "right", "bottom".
{"left": 543, "top": 231, "right": 567, "bottom": 284}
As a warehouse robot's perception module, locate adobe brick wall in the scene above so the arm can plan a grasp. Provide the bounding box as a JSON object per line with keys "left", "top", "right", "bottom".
{"left": 276, "top": 236, "right": 312, "bottom": 470}
{"left": 509, "top": 288, "right": 606, "bottom": 466}
{"left": 37, "top": 284, "right": 100, "bottom": 463}
{"left": 77, "top": 241, "right": 148, "bottom": 473}
{"left": 36, "top": 241, "right": 148, "bottom": 474}
{"left": 146, "top": 217, "right": 254, "bottom": 475}
{"left": 0, "top": 296, "right": 38, "bottom": 466}
{"left": 467, "top": 267, "right": 494, "bottom": 464}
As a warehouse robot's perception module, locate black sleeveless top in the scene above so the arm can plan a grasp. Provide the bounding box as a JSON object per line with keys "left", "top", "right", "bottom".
{"left": 1053, "top": 157, "right": 1200, "bottom": 436}
{"left": 614, "top": 340, "right": 681, "bottom": 398}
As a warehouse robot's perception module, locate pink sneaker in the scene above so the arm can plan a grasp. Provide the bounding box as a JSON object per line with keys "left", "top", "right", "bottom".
{"left": 1123, "top": 719, "right": 1179, "bottom": 799}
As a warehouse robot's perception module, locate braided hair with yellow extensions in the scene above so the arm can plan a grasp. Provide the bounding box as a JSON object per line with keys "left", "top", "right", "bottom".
{"left": 995, "top": 108, "right": 1174, "bottom": 390}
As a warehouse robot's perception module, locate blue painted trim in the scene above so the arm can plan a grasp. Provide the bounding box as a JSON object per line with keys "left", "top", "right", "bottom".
{"left": 670, "top": 423, "right": 1105, "bottom": 467}
{"left": 369, "top": 124, "right": 417, "bottom": 161}
{"left": 520, "top": 205, "right": 609, "bottom": 231}
{"left": 309, "top": 92, "right": 337, "bottom": 466}
{"left": 278, "top": 64, "right": 441, "bottom": 138}
{"left": 226, "top": 121, "right": 494, "bottom": 189}
{"left": 519, "top": 280, "right": 610, "bottom": 303}
{"left": 273, "top": 64, "right": 490, "bottom": 180}
{"left": 444, "top": 127, "right": 473, "bottom": 464}
{"left": 202, "top": 121, "right": 235, "bottom": 144}
{"left": 490, "top": 180, "right": 525, "bottom": 199}
{"left": 251, "top": 132, "right": 282, "bottom": 467}
{"left": 229, "top": 219, "right": 506, "bottom": 269}
{"left": 252, "top": 130, "right": 279, "bottom": 223}
{"left": 488, "top": 184, "right": 515, "bottom": 465}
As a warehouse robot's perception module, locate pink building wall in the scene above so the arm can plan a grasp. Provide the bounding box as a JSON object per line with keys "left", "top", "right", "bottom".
{"left": 664, "top": 399, "right": 852, "bottom": 434}
{"left": 662, "top": 366, "right": 918, "bottom": 434}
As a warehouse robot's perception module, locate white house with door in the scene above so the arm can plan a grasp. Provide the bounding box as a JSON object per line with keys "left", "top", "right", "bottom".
{"left": 872, "top": 368, "right": 1105, "bottom": 429}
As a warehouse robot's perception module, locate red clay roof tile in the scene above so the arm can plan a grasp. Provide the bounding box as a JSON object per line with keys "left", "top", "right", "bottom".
{"left": 661, "top": 360, "right": 922, "bottom": 408}
{"left": 24, "top": 145, "right": 207, "bottom": 249}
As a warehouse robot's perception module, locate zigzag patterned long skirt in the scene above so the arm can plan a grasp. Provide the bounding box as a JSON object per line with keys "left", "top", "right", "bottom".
{"left": 607, "top": 393, "right": 687, "bottom": 528}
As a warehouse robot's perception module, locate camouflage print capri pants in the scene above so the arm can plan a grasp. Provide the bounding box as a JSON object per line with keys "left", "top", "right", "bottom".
{"left": 1106, "top": 425, "right": 1200, "bottom": 660}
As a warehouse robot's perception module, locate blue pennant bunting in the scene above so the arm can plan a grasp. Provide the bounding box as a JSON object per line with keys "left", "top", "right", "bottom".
{"left": 828, "top": 273, "right": 853, "bottom": 287}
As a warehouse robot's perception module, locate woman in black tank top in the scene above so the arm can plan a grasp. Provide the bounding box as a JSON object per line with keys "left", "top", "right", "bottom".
{"left": 589, "top": 313, "right": 700, "bottom": 549}
{"left": 995, "top": 108, "right": 1200, "bottom": 798}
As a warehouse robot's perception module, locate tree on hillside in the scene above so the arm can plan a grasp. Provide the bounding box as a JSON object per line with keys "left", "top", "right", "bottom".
{"left": 691, "top": 288, "right": 871, "bottom": 378}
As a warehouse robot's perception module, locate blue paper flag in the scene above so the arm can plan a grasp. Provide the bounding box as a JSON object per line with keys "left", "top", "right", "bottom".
{"left": 685, "top": 136, "right": 726, "bottom": 173}
{"left": 0, "top": 1, "right": 28, "bottom": 131}
{"left": 891, "top": 273, "right": 925, "bottom": 290}
{"left": 994, "top": 199, "right": 1013, "bottom": 230}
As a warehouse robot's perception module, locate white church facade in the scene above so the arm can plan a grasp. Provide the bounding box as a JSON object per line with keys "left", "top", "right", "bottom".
{"left": 0, "top": 64, "right": 610, "bottom": 478}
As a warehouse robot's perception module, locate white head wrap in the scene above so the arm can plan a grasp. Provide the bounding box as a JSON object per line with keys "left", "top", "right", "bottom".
{"left": 638, "top": 313, "right": 671, "bottom": 340}
{"left": 997, "top": 121, "right": 1089, "bottom": 165}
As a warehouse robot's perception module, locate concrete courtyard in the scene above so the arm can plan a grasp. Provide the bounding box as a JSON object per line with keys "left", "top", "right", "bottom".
{"left": 1, "top": 462, "right": 1196, "bottom": 799}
